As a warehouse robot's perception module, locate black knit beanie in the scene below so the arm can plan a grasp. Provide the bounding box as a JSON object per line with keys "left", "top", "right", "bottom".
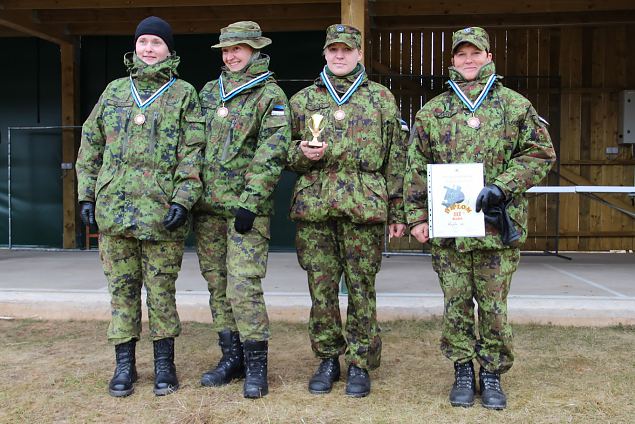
{"left": 134, "top": 16, "right": 174, "bottom": 52}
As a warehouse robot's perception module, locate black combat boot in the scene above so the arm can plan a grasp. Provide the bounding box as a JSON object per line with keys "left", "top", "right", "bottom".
{"left": 308, "top": 357, "right": 340, "bottom": 394}
{"left": 200, "top": 330, "right": 245, "bottom": 387}
{"left": 479, "top": 367, "right": 507, "bottom": 410}
{"left": 108, "top": 340, "right": 137, "bottom": 397}
{"left": 153, "top": 337, "right": 179, "bottom": 396}
{"left": 449, "top": 361, "right": 476, "bottom": 407}
{"left": 345, "top": 364, "right": 370, "bottom": 397}
{"left": 243, "top": 340, "right": 268, "bottom": 398}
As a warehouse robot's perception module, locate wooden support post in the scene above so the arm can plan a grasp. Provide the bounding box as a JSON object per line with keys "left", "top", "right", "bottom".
{"left": 61, "top": 41, "right": 80, "bottom": 249}
{"left": 341, "top": 0, "right": 367, "bottom": 64}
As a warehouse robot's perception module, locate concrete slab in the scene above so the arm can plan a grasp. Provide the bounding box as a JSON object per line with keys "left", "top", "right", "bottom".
{"left": 1, "top": 249, "right": 634, "bottom": 326}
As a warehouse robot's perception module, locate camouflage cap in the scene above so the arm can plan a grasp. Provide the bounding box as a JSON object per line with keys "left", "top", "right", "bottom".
{"left": 323, "top": 24, "right": 362, "bottom": 49}
{"left": 212, "top": 21, "right": 272, "bottom": 49}
{"left": 451, "top": 27, "right": 490, "bottom": 54}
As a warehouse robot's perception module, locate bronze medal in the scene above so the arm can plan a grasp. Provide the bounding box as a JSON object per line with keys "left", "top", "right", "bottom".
{"left": 217, "top": 106, "right": 229, "bottom": 118}
{"left": 133, "top": 113, "right": 146, "bottom": 125}
{"left": 467, "top": 116, "right": 480, "bottom": 129}
{"left": 334, "top": 109, "right": 346, "bottom": 121}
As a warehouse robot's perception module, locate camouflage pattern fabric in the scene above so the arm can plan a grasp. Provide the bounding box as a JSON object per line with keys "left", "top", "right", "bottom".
{"left": 194, "top": 213, "right": 271, "bottom": 341}
{"left": 100, "top": 234, "right": 184, "bottom": 344}
{"left": 404, "top": 59, "right": 556, "bottom": 374}
{"left": 432, "top": 246, "right": 518, "bottom": 373}
{"left": 194, "top": 55, "right": 291, "bottom": 217}
{"left": 405, "top": 61, "right": 556, "bottom": 251}
{"left": 194, "top": 55, "right": 289, "bottom": 341}
{"left": 323, "top": 23, "right": 361, "bottom": 49}
{"left": 288, "top": 65, "right": 408, "bottom": 225}
{"left": 451, "top": 26, "right": 490, "bottom": 53}
{"left": 295, "top": 220, "right": 384, "bottom": 370}
{"left": 76, "top": 53, "right": 205, "bottom": 241}
{"left": 288, "top": 65, "right": 407, "bottom": 370}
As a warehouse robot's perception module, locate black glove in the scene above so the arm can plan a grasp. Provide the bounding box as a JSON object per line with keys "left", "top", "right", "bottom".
{"left": 163, "top": 203, "right": 188, "bottom": 231}
{"left": 234, "top": 207, "right": 256, "bottom": 234}
{"left": 476, "top": 184, "right": 505, "bottom": 213}
{"left": 484, "top": 200, "right": 521, "bottom": 246}
{"left": 79, "top": 201, "right": 97, "bottom": 230}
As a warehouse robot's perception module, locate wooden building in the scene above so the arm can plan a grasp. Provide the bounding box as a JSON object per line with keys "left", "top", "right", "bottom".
{"left": 1, "top": 0, "right": 634, "bottom": 251}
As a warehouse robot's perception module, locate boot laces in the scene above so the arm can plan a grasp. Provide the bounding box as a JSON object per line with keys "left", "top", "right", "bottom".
{"left": 156, "top": 360, "right": 173, "bottom": 374}
{"left": 348, "top": 365, "right": 366, "bottom": 378}
{"left": 481, "top": 372, "right": 502, "bottom": 392}
{"left": 115, "top": 361, "right": 134, "bottom": 375}
{"left": 317, "top": 359, "right": 337, "bottom": 375}
{"left": 246, "top": 352, "right": 267, "bottom": 377}
{"left": 454, "top": 363, "right": 474, "bottom": 389}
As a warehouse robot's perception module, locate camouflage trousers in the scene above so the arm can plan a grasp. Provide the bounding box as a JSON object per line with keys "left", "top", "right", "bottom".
{"left": 193, "top": 213, "right": 270, "bottom": 341}
{"left": 99, "top": 234, "right": 184, "bottom": 345}
{"left": 431, "top": 246, "right": 519, "bottom": 374}
{"left": 295, "top": 220, "right": 384, "bottom": 370}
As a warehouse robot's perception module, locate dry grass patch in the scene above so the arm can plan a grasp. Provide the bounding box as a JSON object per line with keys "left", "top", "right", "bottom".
{"left": 1, "top": 319, "right": 634, "bottom": 423}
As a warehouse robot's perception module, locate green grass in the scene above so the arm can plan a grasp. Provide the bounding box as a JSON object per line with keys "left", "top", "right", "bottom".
{"left": 1, "top": 319, "right": 634, "bottom": 423}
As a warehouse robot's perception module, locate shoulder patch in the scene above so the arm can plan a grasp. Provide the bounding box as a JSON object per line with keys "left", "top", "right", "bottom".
{"left": 400, "top": 118, "right": 409, "bottom": 131}
{"left": 271, "top": 104, "right": 286, "bottom": 116}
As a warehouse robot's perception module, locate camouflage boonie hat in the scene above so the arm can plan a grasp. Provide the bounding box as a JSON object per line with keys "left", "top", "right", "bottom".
{"left": 451, "top": 27, "right": 490, "bottom": 54}
{"left": 212, "top": 21, "right": 272, "bottom": 49}
{"left": 323, "top": 24, "right": 361, "bottom": 49}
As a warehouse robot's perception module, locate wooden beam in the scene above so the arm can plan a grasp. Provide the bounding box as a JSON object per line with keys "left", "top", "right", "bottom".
{"left": 60, "top": 42, "right": 80, "bottom": 249}
{"left": 373, "top": 11, "right": 635, "bottom": 30}
{"left": 559, "top": 167, "right": 635, "bottom": 216}
{"left": 35, "top": 4, "right": 340, "bottom": 23}
{"left": 341, "top": 0, "right": 366, "bottom": 63}
{"left": 372, "top": 0, "right": 635, "bottom": 16}
{"left": 67, "top": 18, "right": 336, "bottom": 35}
{"left": 0, "top": 10, "right": 72, "bottom": 44}
{"left": 0, "top": 0, "right": 336, "bottom": 9}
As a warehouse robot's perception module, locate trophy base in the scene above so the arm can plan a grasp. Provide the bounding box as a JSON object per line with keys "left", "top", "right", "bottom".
{"left": 307, "top": 140, "right": 324, "bottom": 148}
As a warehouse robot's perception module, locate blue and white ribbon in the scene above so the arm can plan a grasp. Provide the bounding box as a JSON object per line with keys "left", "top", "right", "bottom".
{"left": 320, "top": 66, "right": 365, "bottom": 106}
{"left": 447, "top": 74, "right": 497, "bottom": 114}
{"left": 130, "top": 76, "right": 176, "bottom": 110}
{"left": 218, "top": 71, "right": 272, "bottom": 103}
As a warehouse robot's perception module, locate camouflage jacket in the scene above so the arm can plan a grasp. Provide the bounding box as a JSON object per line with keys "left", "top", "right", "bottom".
{"left": 404, "top": 61, "right": 556, "bottom": 251}
{"left": 287, "top": 66, "right": 408, "bottom": 224}
{"left": 195, "top": 56, "right": 291, "bottom": 217}
{"left": 76, "top": 53, "right": 205, "bottom": 241}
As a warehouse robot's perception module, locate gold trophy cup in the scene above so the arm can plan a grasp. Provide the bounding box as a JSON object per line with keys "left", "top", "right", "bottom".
{"left": 307, "top": 113, "right": 326, "bottom": 148}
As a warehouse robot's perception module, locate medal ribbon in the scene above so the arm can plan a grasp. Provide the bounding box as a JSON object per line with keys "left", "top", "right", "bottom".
{"left": 320, "top": 66, "right": 365, "bottom": 106}
{"left": 130, "top": 76, "right": 176, "bottom": 111}
{"left": 447, "top": 74, "right": 497, "bottom": 114}
{"left": 218, "top": 71, "right": 272, "bottom": 103}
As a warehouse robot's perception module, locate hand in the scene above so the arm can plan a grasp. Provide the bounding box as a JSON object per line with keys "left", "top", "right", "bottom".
{"left": 234, "top": 207, "right": 256, "bottom": 234}
{"left": 388, "top": 223, "right": 406, "bottom": 239}
{"left": 475, "top": 184, "right": 505, "bottom": 213}
{"left": 79, "top": 201, "right": 97, "bottom": 229}
{"left": 163, "top": 203, "right": 188, "bottom": 231}
{"left": 299, "top": 140, "right": 328, "bottom": 161}
{"left": 411, "top": 222, "right": 429, "bottom": 244}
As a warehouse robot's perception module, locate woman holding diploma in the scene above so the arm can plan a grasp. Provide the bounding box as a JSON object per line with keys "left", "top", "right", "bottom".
{"left": 404, "top": 27, "right": 556, "bottom": 409}
{"left": 287, "top": 24, "right": 408, "bottom": 397}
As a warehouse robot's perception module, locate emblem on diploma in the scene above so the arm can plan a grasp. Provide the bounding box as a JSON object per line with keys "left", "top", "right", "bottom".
{"left": 307, "top": 114, "right": 326, "bottom": 148}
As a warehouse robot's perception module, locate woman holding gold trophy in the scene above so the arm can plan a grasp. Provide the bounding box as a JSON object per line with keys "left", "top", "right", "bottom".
{"left": 287, "top": 24, "right": 409, "bottom": 397}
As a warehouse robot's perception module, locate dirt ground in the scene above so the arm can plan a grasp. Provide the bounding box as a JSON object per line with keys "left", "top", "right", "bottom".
{"left": 1, "top": 319, "right": 634, "bottom": 423}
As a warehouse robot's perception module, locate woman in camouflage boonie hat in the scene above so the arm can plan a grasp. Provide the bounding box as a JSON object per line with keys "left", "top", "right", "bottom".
{"left": 193, "top": 20, "right": 291, "bottom": 400}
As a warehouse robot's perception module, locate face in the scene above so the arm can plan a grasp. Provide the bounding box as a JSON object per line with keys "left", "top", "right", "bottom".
{"left": 324, "top": 42, "right": 362, "bottom": 76}
{"left": 135, "top": 34, "right": 170, "bottom": 65}
{"left": 451, "top": 43, "right": 492, "bottom": 81}
{"left": 222, "top": 44, "right": 254, "bottom": 72}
